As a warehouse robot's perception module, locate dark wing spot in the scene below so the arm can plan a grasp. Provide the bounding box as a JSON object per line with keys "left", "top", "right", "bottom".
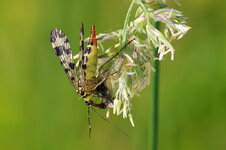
{"left": 50, "top": 37, "right": 55, "bottom": 43}
{"left": 65, "top": 38, "right": 70, "bottom": 43}
{"left": 54, "top": 46, "right": 63, "bottom": 56}
{"left": 85, "top": 47, "right": 91, "bottom": 54}
{"left": 82, "top": 64, "right": 87, "bottom": 69}
{"left": 60, "top": 60, "right": 66, "bottom": 65}
{"left": 64, "top": 49, "right": 71, "bottom": 54}
{"left": 50, "top": 28, "right": 66, "bottom": 40}
{"left": 50, "top": 28, "right": 59, "bottom": 42}
{"left": 64, "top": 68, "right": 70, "bottom": 73}
{"left": 69, "top": 63, "right": 75, "bottom": 69}
{"left": 59, "top": 32, "right": 65, "bottom": 38}
{"left": 71, "top": 77, "right": 75, "bottom": 81}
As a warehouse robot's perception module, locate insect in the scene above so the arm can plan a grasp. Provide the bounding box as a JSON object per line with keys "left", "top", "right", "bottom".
{"left": 50, "top": 24, "right": 114, "bottom": 109}
{"left": 50, "top": 24, "right": 134, "bottom": 137}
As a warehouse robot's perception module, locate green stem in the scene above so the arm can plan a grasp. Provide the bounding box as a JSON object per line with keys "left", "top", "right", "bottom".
{"left": 151, "top": 21, "right": 160, "bottom": 150}
{"left": 121, "top": 2, "right": 160, "bottom": 149}
{"left": 121, "top": 0, "right": 136, "bottom": 45}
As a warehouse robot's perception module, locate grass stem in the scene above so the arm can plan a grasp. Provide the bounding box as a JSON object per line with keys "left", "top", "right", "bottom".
{"left": 151, "top": 21, "right": 160, "bottom": 150}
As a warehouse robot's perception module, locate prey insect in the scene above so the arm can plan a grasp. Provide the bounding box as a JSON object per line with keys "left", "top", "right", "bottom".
{"left": 50, "top": 24, "right": 113, "bottom": 109}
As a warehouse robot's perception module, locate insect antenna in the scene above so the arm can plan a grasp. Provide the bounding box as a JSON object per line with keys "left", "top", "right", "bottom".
{"left": 90, "top": 107, "right": 133, "bottom": 140}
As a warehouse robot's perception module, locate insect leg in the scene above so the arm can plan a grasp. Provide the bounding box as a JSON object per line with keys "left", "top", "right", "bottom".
{"left": 88, "top": 106, "right": 91, "bottom": 138}
{"left": 90, "top": 107, "right": 132, "bottom": 140}
{"left": 98, "top": 39, "right": 135, "bottom": 71}
{"left": 85, "top": 100, "right": 107, "bottom": 109}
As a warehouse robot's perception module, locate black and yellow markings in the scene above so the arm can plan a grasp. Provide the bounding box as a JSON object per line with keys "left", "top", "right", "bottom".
{"left": 50, "top": 28, "right": 78, "bottom": 89}
{"left": 85, "top": 47, "right": 91, "bottom": 54}
{"left": 82, "top": 25, "right": 98, "bottom": 80}
{"left": 50, "top": 24, "right": 112, "bottom": 109}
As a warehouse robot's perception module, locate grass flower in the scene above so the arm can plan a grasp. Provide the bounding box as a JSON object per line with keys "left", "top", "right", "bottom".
{"left": 86, "top": 0, "right": 190, "bottom": 126}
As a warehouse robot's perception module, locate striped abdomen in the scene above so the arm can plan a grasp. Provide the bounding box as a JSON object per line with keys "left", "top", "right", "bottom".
{"left": 82, "top": 25, "right": 98, "bottom": 80}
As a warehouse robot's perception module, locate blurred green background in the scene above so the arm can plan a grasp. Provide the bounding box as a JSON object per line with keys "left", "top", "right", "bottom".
{"left": 0, "top": 0, "right": 225, "bottom": 150}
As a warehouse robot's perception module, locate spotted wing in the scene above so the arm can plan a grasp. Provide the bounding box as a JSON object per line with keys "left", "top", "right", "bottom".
{"left": 79, "top": 23, "right": 86, "bottom": 89}
{"left": 50, "top": 28, "right": 78, "bottom": 89}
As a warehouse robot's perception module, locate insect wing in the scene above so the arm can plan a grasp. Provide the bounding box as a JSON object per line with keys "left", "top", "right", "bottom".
{"left": 50, "top": 28, "right": 78, "bottom": 89}
{"left": 79, "top": 24, "right": 86, "bottom": 89}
